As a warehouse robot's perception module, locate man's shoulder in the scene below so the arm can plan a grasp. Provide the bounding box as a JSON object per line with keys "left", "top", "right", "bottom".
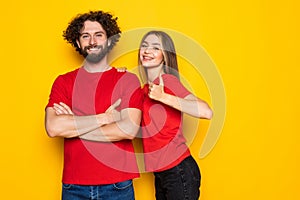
{"left": 59, "top": 68, "right": 80, "bottom": 77}
{"left": 55, "top": 68, "right": 79, "bottom": 81}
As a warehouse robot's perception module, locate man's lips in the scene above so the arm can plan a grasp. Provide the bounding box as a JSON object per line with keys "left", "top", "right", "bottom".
{"left": 85, "top": 45, "right": 102, "bottom": 52}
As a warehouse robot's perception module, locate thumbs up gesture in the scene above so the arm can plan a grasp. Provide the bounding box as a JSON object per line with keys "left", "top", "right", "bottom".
{"left": 148, "top": 73, "right": 165, "bottom": 101}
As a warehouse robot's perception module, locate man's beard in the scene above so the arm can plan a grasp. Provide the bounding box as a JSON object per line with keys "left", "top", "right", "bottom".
{"left": 81, "top": 43, "right": 109, "bottom": 63}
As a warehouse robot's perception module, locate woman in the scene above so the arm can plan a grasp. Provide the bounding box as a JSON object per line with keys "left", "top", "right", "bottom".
{"left": 138, "top": 31, "right": 213, "bottom": 200}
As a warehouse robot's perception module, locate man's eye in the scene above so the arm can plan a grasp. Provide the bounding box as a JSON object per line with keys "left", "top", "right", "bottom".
{"left": 81, "top": 35, "right": 90, "bottom": 39}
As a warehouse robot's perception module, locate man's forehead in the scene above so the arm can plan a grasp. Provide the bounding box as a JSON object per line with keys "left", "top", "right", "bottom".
{"left": 81, "top": 20, "right": 105, "bottom": 33}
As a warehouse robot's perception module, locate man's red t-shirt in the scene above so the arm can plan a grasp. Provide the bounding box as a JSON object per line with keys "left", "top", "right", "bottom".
{"left": 142, "top": 74, "right": 191, "bottom": 172}
{"left": 46, "top": 67, "right": 143, "bottom": 185}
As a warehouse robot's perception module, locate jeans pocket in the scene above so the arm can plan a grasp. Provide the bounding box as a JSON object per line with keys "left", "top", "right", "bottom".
{"left": 62, "top": 183, "right": 73, "bottom": 190}
{"left": 113, "top": 180, "right": 133, "bottom": 190}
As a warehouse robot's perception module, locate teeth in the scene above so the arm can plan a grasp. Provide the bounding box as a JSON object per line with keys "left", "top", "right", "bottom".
{"left": 143, "top": 56, "right": 152, "bottom": 60}
{"left": 89, "top": 48, "right": 99, "bottom": 52}
{"left": 88, "top": 46, "right": 100, "bottom": 51}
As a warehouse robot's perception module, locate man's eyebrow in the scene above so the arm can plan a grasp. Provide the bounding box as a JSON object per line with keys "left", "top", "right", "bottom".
{"left": 80, "top": 31, "right": 106, "bottom": 35}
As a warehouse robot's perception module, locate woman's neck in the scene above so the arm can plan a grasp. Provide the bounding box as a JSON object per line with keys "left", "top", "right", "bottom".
{"left": 146, "top": 66, "right": 164, "bottom": 83}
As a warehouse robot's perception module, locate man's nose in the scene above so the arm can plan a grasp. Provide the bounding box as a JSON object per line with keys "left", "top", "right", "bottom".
{"left": 89, "top": 36, "right": 97, "bottom": 45}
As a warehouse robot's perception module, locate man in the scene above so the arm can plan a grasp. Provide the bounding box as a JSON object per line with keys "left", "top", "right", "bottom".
{"left": 45, "top": 11, "right": 143, "bottom": 200}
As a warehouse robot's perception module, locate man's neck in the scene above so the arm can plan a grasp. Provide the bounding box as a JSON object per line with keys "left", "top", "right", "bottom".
{"left": 83, "top": 59, "right": 111, "bottom": 73}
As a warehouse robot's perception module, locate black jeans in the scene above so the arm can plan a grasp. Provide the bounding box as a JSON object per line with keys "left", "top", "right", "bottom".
{"left": 154, "top": 156, "right": 201, "bottom": 200}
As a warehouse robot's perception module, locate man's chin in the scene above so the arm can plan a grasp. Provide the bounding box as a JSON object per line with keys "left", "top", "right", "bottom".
{"left": 85, "top": 53, "right": 105, "bottom": 63}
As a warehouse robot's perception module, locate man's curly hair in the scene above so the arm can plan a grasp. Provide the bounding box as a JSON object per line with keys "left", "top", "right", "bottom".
{"left": 63, "top": 10, "right": 121, "bottom": 54}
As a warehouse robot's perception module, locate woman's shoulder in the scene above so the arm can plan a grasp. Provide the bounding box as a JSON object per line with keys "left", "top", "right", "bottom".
{"left": 162, "top": 73, "right": 180, "bottom": 85}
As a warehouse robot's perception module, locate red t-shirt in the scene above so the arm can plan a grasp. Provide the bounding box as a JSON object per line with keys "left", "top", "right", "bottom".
{"left": 142, "top": 74, "right": 191, "bottom": 172}
{"left": 46, "top": 67, "right": 143, "bottom": 185}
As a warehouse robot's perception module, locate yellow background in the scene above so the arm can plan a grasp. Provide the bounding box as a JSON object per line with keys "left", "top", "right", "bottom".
{"left": 1, "top": 0, "right": 299, "bottom": 199}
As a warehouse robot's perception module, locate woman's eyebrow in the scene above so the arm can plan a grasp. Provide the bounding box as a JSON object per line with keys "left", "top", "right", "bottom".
{"left": 143, "top": 41, "right": 161, "bottom": 46}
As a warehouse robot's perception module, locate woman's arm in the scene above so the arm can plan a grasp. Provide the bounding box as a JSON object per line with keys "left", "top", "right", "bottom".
{"left": 148, "top": 75, "right": 213, "bottom": 119}
{"left": 159, "top": 93, "right": 213, "bottom": 119}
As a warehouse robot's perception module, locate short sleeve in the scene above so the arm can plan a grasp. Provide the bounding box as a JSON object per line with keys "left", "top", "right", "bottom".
{"left": 117, "top": 72, "right": 143, "bottom": 111}
{"left": 161, "top": 74, "right": 191, "bottom": 98}
{"left": 45, "top": 75, "right": 69, "bottom": 109}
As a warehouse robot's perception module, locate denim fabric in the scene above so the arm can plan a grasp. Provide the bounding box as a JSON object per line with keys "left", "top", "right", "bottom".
{"left": 62, "top": 180, "right": 134, "bottom": 200}
{"left": 154, "top": 156, "right": 201, "bottom": 200}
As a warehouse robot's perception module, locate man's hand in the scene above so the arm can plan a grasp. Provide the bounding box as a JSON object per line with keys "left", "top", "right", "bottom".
{"left": 53, "top": 99, "right": 121, "bottom": 124}
{"left": 53, "top": 102, "right": 73, "bottom": 115}
{"left": 46, "top": 99, "right": 127, "bottom": 139}
{"left": 105, "top": 99, "right": 122, "bottom": 124}
{"left": 148, "top": 73, "right": 165, "bottom": 101}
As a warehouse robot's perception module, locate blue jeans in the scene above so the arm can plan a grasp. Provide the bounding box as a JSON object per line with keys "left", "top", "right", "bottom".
{"left": 154, "top": 156, "right": 201, "bottom": 200}
{"left": 62, "top": 180, "right": 134, "bottom": 200}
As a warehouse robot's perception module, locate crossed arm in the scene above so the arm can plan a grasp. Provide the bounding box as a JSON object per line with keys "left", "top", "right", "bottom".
{"left": 45, "top": 100, "right": 141, "bottom": 142}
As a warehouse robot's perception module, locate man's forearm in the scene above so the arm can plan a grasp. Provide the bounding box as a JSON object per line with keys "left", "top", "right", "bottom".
{"left": 79, "top": 120, "right": 139, "bottom": 142}
{"left": 80, "top": 109, "right": 141, "bottom": 142}
{"left": 46, "top": 108, "right": 114, "bottom": 138}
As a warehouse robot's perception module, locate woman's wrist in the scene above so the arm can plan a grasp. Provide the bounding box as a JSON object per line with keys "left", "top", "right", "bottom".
{"left": 160, "top": 93, "right": 177, "bottom": 108}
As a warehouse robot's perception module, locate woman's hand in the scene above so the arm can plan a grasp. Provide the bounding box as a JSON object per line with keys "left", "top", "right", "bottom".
{"left": 116, "top": 67, "right": 127, "bottom": 72}
{"left": 148, "top": 74, "right": 165, "bottom": 101}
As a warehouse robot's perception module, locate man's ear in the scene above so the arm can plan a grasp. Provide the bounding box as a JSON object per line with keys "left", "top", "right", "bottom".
{"left": 76, "top": 40, "right": 81, "bottom": 49}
